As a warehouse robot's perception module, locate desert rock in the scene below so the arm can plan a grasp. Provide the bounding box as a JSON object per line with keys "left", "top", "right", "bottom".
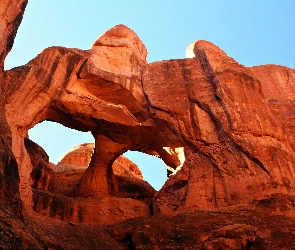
{"left": 25, "top": 139, "right": 155, "bottom": 225}
{"left": 147, "top": 41, "right": 295, "bottom": 214}
{"left": 1, "top": 1, "right": 295, "bottom": 249}
{"left": 0, "top": 0, "right": 28, "bottom": 216}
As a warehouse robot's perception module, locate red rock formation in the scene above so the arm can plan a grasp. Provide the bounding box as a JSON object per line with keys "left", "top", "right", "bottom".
{"left": 1, "top": 2, "right": 295, "bottom": 249}
{"left": 0, "top": 0, "right": 28, "bottom": 217}
{"left": 58, "top": 143, "right": 94, "bottom": 167}
{"left": 249, "top": 64, "right": 295, "bottom": 151}
{"left": 24, "top": 139, "right": 155, "bottom": 225}
{"left": 146, "top": 41, "right": 295, "bottom": 215}
{"left": 53, "top": 142, "right": 148, "bottom": 196}
{"left": 249, "top": 64, "right": 295, "bottom": 100}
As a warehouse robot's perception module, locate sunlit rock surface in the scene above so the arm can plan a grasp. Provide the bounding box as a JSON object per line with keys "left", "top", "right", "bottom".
{"left": 1, "top": 1, "right": 295, "bottom": 248}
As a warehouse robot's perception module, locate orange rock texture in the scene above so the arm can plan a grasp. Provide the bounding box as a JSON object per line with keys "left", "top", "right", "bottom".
{"left": 1, "top": 1, "right": 295, "bottom": 249}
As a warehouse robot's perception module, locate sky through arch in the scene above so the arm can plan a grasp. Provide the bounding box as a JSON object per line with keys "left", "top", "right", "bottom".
{"left": 7, "top": 0, "right": 295, "bottom": 192}
{"left": 29, "top": 121, "right": 168, "bottom": 190}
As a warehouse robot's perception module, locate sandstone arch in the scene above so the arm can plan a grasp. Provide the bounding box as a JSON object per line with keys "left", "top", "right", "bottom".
{"left": 2, "top": 3, "right": 295, "bottom": 247}
{"left": 3, "top": 2, "right": 295, "bottom": 248}
{"left": 4, "top": 25, "right": 187, "bottom": 215}
{"left": 4, "top": 24, "right": 295, "bottom": 217}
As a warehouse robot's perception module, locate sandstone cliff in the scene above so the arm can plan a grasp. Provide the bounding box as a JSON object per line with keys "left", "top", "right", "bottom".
{"left": 0, "top": 0, "right": 28, "bottom": 217}
{"left": 1, "top": 1, "right": 295, "bottom": 249}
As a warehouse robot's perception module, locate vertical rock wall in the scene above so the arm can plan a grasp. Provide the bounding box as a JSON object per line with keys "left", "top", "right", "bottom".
{"left": 0, "top": 0, "right": 28, "bottom": 216}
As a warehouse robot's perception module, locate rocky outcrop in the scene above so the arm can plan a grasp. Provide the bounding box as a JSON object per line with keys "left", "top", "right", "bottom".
{"left": 148, "top": 41, "right": 295, "bottom": 214}
{"left": 51, "top": 142, "right": 154, "bottom": 200}
{"left": 249, "top": 64, "right": 295, "bottom": 152}
{"left": 129, "top": 206, "right": 295, "bottom": 249}
{"left": 57, "top": 143, "right": 143, "bottom": 180}
{"left": 0, "top": 208, "right": 43, "bottom": 249}
{"left": 1, "top": 2, "right": 295, "bottom": 249}
{"left": 0, "top": 0, "right": 27, "bottom": 217}
{"left": 24, "top": 139, "right": 155, "bottom": 225}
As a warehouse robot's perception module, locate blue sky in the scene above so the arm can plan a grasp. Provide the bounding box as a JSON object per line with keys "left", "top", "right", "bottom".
{"left": 5, "top": 1, "right": 295, "bottom": 190}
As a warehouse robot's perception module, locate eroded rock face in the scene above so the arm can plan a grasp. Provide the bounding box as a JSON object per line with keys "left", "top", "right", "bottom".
{"left": 1, "top": 2, "right": 295, "bottom": 249}
{"left": 57, "top": 142, "right": 143, "bottom": 180}
{"left": 249, "top": 64, "right": 295, "bottom": 152}
{"left": 24, "top": 139, "right": 155, "bottom": 225}
{"left": 91, "top": 24, "right": 147, "bottom": 76}
{"left": 52, "top": 143, "right": 153, "bottom": 200}
{"left": 0, "top": 0, "right": 28, "bottom": 217}
{"left": 147, "top": 41, "right": 295, "bottom": 214}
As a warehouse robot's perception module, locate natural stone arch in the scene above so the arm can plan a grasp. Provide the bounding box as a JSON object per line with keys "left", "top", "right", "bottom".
{"left": 25, "top": 132, "right": 182, "bottom": 224}
{"left": 75, "top": 131, "right": 185, "bottom": 197}
{"left": 4, "top": 26, "right": 186, "bottom": 210}
{"left": 3, "top": 4, "right": 295, "bottom": 246}
{"left": 25, "top": 121, "right": 184, "bottom": 199}
{"left": 5, "top": 22, "right": 293, "bottom": 219}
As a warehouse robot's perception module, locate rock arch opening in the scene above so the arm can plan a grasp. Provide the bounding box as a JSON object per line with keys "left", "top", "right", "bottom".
{"left": 123, "top": 151, "right": 168, "bottom": 190}
{"left": 28, "top": 121, "right": 171, "bottom": 191}
{"left": 28, "top": 121, "right": 94, "bottom": 164}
